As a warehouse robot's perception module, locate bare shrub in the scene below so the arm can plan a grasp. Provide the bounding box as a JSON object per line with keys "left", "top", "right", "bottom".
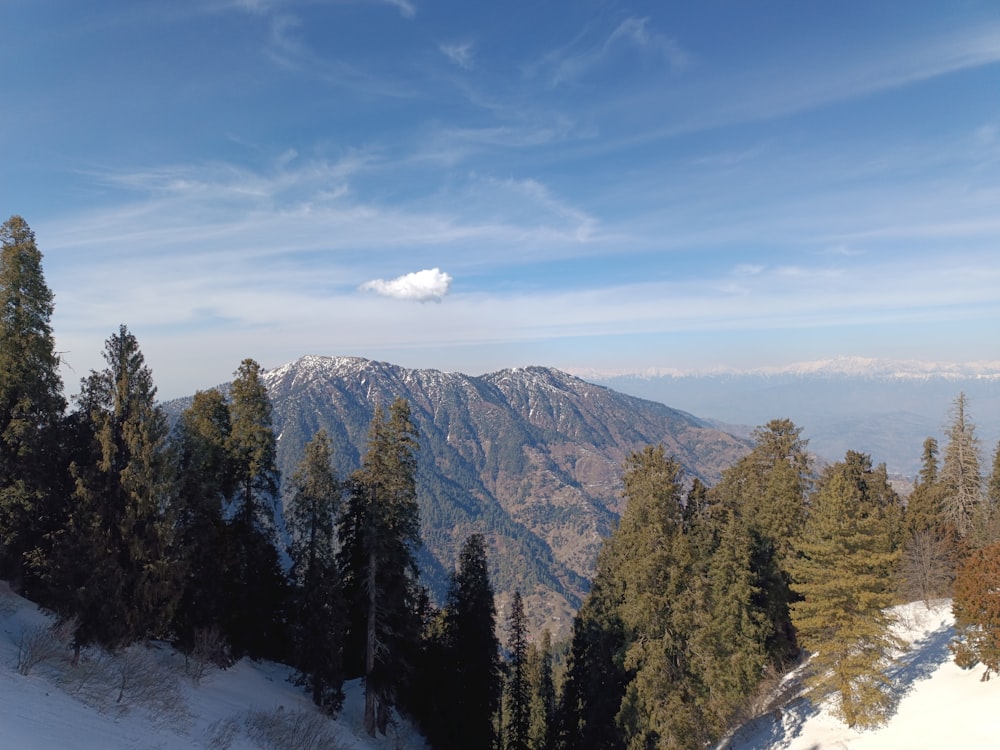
{"left": 16, "top": 616, "right": 77, "bottom": 675}
{"left": 243, "top": 706, "right": 342, "bottom": 750}
{"left": 900, "top": 530, "right": 955, "bottom": 607}
{"left": 206, "top": 716, "right": 241, "bottom": 750}
{"left": 185, "top": 625, "right": 231, "bottom": 684}
{"left": 112, "top": 644, "right": 187, "bottom": 724}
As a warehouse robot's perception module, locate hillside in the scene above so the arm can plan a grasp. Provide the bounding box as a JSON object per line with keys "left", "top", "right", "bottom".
{"left": 720, "top": 600, "right": 1000, "bottom": 749}
{"left": 173, "top": 355, "right": 749, "bottom": 638}
{"left": 4, "top": 585, "right": 997, "bottom": 749}
{"left": 0, "top": 581, "right": 427, "bottom": 750}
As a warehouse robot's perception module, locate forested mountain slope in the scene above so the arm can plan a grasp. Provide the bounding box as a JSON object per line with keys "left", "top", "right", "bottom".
{"left": 174, "top": 355, "right": 748, "bottom": 637}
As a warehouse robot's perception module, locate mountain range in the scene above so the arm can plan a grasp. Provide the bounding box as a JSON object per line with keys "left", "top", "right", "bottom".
{"left": 592, "top": 357, "right": 1000, "bottom": 477}
{"left": 173, "top": 355, "right": 749, "bottom": 639}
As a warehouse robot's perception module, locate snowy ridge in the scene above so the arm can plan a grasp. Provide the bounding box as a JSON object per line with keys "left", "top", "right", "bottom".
{"left": 574, "top": 356, "right": 1000, "bottom": 382}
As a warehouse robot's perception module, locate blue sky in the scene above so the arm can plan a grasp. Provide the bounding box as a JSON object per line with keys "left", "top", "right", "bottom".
{"left": 3, "top": 0, "right": 1000, "bottom": 398}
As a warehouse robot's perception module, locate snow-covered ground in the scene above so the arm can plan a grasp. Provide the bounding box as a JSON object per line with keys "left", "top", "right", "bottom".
{"left": 0, "top": 582, "right": 429, "bottom": 749}
{"left": 3, "top": 583, "right": 998, "bottom": 750}
{"left": 721, "top": 600, "right": 1000, "bottom": 749}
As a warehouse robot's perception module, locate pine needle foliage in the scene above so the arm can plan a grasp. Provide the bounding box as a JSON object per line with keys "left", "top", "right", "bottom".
{"left": 0, "top": 216, "right": 66, "bottom": 591}
{"left": 790, "top": 451, "right": 904, "bottom": 729}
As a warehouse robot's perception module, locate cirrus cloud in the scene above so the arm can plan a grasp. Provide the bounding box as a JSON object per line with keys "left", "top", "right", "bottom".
{"left": 360, "top": 267, "right": 453, "bottom": 302}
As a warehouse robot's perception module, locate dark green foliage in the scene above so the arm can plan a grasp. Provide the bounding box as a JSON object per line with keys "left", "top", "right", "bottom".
{"left": 0, "top": 216, "right": 66, "bottom": 592}
{"left": 227, "top": 358, "right": 281, "bottom": 533}
{"left": 338, "top": 398, "right": 424, "bottom": 736}
{"left": 527, "top": 630, "right": 556, "bottom": 750}
{"left": 221, "top": 359, "right": 288, "bottom": 660}
{"left": 789, "top": 451, "right": 904, "bottom": 729}
{"left": 504, "top": 590, "right": 530, "bottom": 750}
{"left": 58, "top": 325, "right": 179, "bottom": 649}
{"left": 172, "top": 389, "right": 232, "bottom": 650}
{"left": 288, "top": 430, "right": 345, "bottom": 713}
{"left": 554, "top": 566, "right": 628, "bottom": 750}
{"left": 421, "top": 533, "right": 501, "bottom": 750}
{"left": 710, "top": 418, "right": 812, "bottom": 663}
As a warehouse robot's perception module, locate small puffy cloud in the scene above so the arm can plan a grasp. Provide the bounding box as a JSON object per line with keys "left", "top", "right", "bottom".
{"left": 360, "top": 268, "right": 453, "bottom": 302}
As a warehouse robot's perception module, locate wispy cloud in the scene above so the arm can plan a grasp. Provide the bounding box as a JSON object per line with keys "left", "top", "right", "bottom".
{"left": 440, "top": 41, "right": 475, "bottom": 70}
{"left": 360, "top": 268, "right": 452, "bottom": 302}
{"left": 529, "top": 16, "right": 688, "bottom": 87}
{"left": 378, "top": 0, "right": 415, "bottom": 19}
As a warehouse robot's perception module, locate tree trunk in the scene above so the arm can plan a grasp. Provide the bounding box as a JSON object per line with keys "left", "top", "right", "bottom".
{"left": 364, "top": 547, "right": 377, "bottom": 737}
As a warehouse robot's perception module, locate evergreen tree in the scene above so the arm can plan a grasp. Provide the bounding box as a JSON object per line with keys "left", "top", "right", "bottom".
{"left": 940, "top": 392, "right": 983, "bottom": 539}
{"left": 61, "top": 325, "right": 179, "bottom": 649}
{"left": 227, "top": 358, "right": 281, "bottom": 532}
{"left": 438, "top": 533, "right": 501, "bottom": 750}
{"left": 504, "top": 590, "right": 530, "bottom": 750}
{"left": 950, "top": 541, "right": 1000, "bottom": 679}
{"left": 172, "top": 389, "right": 233, "bottom": 650}
{"left": 0, "top": 216, "right": 66, "bottom": 592}
{"left": 288, "top": 429, "right": 345, "bottom": 713}
{"left": 223, "top": 359, "right": 287, "bottom": 659}
{"left": 554, "top": 560, "right": 628, "bottom": 750}
{"left": 527, "top": 630, "right": 555, "bottom": 750}
{"left": 906, "top": 437, "right": 944, "bottom": 536}
{"left": 901, "top": 436, "right": 954, "bottom": 604}
{"left": 711, "top": 418, "right": 811, "bottom": 663}
{"left": 690, "top": 508, "right": 770, "bottom": 738}
{"left": 789, "top": 451, "right": 904, "bottom": 729}
{"left": 338, "top": 398, "right": 423, "bottom": 736}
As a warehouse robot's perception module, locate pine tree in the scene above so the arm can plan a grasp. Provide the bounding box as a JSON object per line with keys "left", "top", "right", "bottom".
{"left": 504, "top": 590, "right": 530, "bottom": 750}
{"left": 906, "top": 437, "right": 944, "bottom": 535}
{"left": 940, "top": 392, "right": 983, "bottom": 539}
{"left": 172, "top": 389, "right": 233, "bottom": 650}
{"left": 554, "top": 559, "right": 628, "bottom": 750}
{"left": 711, "top": 418, "right": 811, "bottom": 663}
{"left": 288, "top": 429, "right": 345, "bottom": 713}
{"left": 789, "top": 451, "right": 904, "bottom": 729}
{"left": 62, "top": 325, "right": 179, "bottom": 649}
{"left": 527, "top": 630, "right": 556, "bottom": 750}
{"left": 950, "top": 541, "right": 1000, "bottom": 679}
{"left": 439, "top": 533, "right": 501, "bottom": 750}
{"left": 0, "top": 216, "right": 66, "bottom": 592}
{"left": 338, "top": 398, "right": 423, "bottom": 737}
{"left": 223, "top": 359, "right": 287, "bottom": 659}
{"left": 692, "top": 508, "right": 770, "bottom": 737}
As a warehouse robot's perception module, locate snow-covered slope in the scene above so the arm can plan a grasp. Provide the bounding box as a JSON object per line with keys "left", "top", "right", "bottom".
{"left": 721, "top": 601, "right": 1000, "bottom": 750}
{"left": 0, "top": 582, "right": 428, "bottom": 750}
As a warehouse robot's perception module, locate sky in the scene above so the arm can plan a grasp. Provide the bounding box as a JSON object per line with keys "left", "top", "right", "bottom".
{"left": 3, "top": 0, "right": 1000, "bottom": 399}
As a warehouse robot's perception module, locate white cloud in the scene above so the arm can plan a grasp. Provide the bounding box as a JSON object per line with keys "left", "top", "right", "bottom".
{"left": 440, "top": 41, "right": 474, "bottom": 70}
{"left": 360, "top": 268, "right": 453, "bottom": 302}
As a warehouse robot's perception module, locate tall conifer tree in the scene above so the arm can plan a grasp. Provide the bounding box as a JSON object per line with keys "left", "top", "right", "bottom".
{"left": 440, "top": 533, "right": 501, "bottom": 750}
{"left": 172, "top": 388, "right": 233, "bottom": 649}
{"left": 63, "top": 325, "right": 179, "bottom": 648}
{"left": 789, "top": 451, "right": 904, "bottom": 728}
{"left": 0, "top": 216, "right": 66, "bottom": 591}
{"left": 339, "top": 398, "right": 422, "bottom": 736}
{"left": 504, "top": 590, "right": 530, "bottom": 750}
{"left": 288, "top": 429, "right": 345, "bottom": 713}
{"left": 223, "top": 358, "right": 287, "bottom": 659}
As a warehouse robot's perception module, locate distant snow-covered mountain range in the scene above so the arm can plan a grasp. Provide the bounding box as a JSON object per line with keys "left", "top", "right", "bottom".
{"left": 588, "top": 358, "right": 1000, "bottom": 478}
